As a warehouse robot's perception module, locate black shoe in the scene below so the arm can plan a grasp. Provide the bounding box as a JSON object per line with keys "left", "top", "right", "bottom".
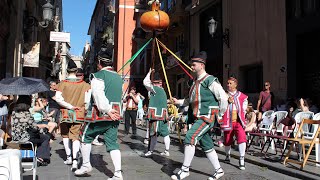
{"left": 37, "top": 158, "right": 48, "bottom": 166}
{"left": 224, "top": 155, "right": 231, "bottom": 163}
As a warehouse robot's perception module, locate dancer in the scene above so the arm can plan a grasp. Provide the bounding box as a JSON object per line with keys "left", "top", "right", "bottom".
{"left": 55, "top": 60, "right": 91, "bottom": 171}
{"left": 221, "top": 77, "right": 248, "bottom": 170}
{"left": 171, "top": 51, "right": 228, "bottom": 180}
{"left": 143, "top": 68, "right": 171, "bottom": 157}
{"left": 75, "top": 51, "right": 123, "bottom": 180}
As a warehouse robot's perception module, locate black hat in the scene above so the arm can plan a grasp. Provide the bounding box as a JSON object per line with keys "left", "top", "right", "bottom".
{"left": 191, "top": 51, "right": 207, "bottom": 64}
{"left": 97, "top": 45, "right": 113, "bottom": 63}
{"left": 152, "top": 72, "right": 162, "bottom": 83}
{"left": 67, "top": 59, "right": 78, "bottom": 71}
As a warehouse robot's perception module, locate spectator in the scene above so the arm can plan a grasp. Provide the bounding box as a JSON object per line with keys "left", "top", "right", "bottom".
{"left": 277, "top": 101, "right": 296, "bottom": 136}
{"left": 307, "top": 98, "right": 319, "bottom": 113}
{"left": 11, "top": 95, "right": 51, "bottom": 166}
{"left": 257, "top": 81, "right": 274, "bottom": 120}
{"left": 123, "top": 86, "right": 140, "bottom": 135}
{"left": 46, "top": 81, "right": 61, "bottom": 132}
{"left": 292, "top": 98, "right": 309, "bottom": 117}
{"left": 30, "top": 97, "right": 57, "bottom": 135}
{"left": 0, "top": 94, "right": 8, "bottom": 131}
{"left": 245, "top": 103, "right": 257, "bottom": 132}
{"left": 0, "top": 129, "right": 4, "bottom": 149}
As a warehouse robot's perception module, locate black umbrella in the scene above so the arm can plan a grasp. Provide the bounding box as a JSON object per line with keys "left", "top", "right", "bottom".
{"left": 0, "top": 77, "right": 49, "bottom": 95}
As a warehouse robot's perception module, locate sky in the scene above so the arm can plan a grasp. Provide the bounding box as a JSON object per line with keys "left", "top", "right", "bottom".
{"left": 62, "top": 0, "right": 97, "bottom": 56}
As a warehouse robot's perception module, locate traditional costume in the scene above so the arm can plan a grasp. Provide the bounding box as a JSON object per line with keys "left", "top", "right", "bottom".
{"left": 55, "top": 60, "right": 91, "bottom": 171}
{"left": 143, "top": 70, "right": 171, "bottom": 157}
{"left": 171, "top": 51, "right": 228, "bottom": 180}
{"left": 75, "top": 51, "right": 123, "bottom": 180}
{"left": 221, "top": 77, "right": 248, "bottom": 170}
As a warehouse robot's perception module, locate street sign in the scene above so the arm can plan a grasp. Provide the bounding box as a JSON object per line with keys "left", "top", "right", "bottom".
{"left": 50, "top": 32, "right": 70, "bottom": 42}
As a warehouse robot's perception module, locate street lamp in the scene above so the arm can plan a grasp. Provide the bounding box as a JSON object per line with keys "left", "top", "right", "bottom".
{"left": 208, "top": 17, "right": 218, "bottom": 37}
{"left": 25, "top": 1, "right": 54, "bottom": 28}
{"left": 208, "top": 17, "right": 230, "bottom": 48}
{"left": 39, "top": 1, "right": 54, "bottom": 28}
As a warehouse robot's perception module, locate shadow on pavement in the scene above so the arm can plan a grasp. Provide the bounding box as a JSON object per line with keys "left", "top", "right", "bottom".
{"left": 90, "top": 153, "right": 114, "bottom": 177}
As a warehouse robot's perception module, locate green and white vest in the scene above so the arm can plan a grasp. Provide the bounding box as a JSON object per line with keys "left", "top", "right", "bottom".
{"left": 189, "top": 74, "right": 219, "bottom": 124}
{"left": 85, "top": 69, "right": 123, "bottom": 122}
{"left": 147, "top": 86, "right": 168, "bottom": 121}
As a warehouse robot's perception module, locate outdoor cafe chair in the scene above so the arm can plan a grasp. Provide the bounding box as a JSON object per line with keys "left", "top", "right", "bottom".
{"left": 6, "top": 141, "right": 37, "bottom": 180}
{"left": 259, "top": 111, "right": 289, "bottom": 157}
{"left": 247, "top": 110, "right": 274, "bottom": 151}
{"left": 283, "top": 118, "right": 320, "bottom": 169}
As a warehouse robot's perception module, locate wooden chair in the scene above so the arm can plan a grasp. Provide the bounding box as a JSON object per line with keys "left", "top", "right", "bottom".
{"left": 283, "top": 118, "right": 320, "bottom": 169}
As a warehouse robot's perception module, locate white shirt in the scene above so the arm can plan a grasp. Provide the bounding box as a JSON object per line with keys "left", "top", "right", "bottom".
{"left": 90, "top": 67, "right": 113, "bottom": 113}
{"left": 55, "top": 75, "right": 91, "bottom": 110}
{"left": 143, "top": 71, "right": 156, "bottom": 95}
{"left": 127, "top": 94, "right": 140, "bottom": 108}
{"left": 177, "top": 72, "right": 228, "bottom": 117}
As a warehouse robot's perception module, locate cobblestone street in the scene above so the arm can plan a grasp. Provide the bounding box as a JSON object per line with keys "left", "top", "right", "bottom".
{"left": 24, "top": 124, "right": 302, "bottom": 180}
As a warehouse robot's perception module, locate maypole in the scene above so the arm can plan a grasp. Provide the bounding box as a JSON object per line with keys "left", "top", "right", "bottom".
{"left": 139, "top": 0, "right": 195, "bottom": 143}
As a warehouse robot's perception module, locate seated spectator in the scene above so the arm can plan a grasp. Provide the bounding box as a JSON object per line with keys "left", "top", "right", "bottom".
{"left": 245, "top": 103, "right": 257, "bottom": 132}
{"left": 277, "top": 100, "right": 298, "bottom": 136}
{"left": 292, "top": 98, "right": 309, "bottom": 117}
{"left": 0, "top": 94, "right": 8, "bottom": 131}
{"left": 178, "top": 105, "right": 189, "bottom": 134}
{"left": 11, "top": 95, "right": 51, "bottom": 166}
{"left": 30, "top": 97, "right": 57, "bottom": 136}
{"left": 307, "top": 98, "right": 319, "bottom": 113}
{"left": 0, "top": 129, "right": 4, "bottom": 149}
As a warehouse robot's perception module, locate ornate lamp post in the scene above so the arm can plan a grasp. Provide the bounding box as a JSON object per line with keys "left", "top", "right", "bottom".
{"left": 208, "top": 17, "right": 230, "bottom": 48}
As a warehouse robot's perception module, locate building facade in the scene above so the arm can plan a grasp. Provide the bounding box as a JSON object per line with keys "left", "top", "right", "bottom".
{"left": 0, "top": 0, "right": 63, "bottom": 81}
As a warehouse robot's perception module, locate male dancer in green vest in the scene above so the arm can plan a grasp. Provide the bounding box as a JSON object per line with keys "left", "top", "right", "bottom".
{"left": 171, "top": 51, "right": 228, "bottom": 180}
{"left": 75, "top": 52, "right": 123, "bottom": 180}
{"left": 143, "top": 69, "right": 171, "bottom": 157}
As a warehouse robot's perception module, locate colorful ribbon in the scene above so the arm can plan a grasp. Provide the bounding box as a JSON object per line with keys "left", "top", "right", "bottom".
{"left": 156, "top": 39, "right": 173, "bottom": 100}
{"left": 156, "top": 38, "right": 192, "bottom": 71}
{"left": 117, "top": 38, "right": 153, "bottom": 73}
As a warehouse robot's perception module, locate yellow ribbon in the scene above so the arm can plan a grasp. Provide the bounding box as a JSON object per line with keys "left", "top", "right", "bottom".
{"left": 156, "top": 38, "right": 182, "bottom": 144}
{"left": 155, "top": 38, "right": 172, "bottom": 100}
{"left": 156, "top": 38, "right": 192, "bottom": 71}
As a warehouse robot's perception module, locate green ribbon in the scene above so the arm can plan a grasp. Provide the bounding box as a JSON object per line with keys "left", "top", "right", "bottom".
{"left": 117, "top": 38, "right": 153, "bottom": 73}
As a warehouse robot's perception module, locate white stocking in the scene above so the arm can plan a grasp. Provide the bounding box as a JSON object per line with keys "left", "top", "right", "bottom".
{"left": 110, "top": 150, "right": 122, "bottom": 177}
{"left": 182, "top": 145, "right": 195, "bottom": 171}
{"left": 80, "top": 143, "right": 92, "bottom": 166}
{"left": 164, "top": 135, "right": 170, "bottom": 151}
{"left": 63, "top": 138, "right": 71, "bottom": 157}
{"left": 72, "top": 140, "right": 80, "bottom": 160}
{"left": 206, "top": 149, "right": 221, "bottom": 170}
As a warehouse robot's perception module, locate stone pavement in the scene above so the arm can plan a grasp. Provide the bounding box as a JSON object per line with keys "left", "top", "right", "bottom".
{"left": 22, "top": 124, "right": 311, "bottom": 180}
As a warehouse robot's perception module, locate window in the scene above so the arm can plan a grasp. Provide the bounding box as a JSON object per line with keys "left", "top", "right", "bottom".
{"left": 241, "top": 65, "right": 263, "bottom": 93}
